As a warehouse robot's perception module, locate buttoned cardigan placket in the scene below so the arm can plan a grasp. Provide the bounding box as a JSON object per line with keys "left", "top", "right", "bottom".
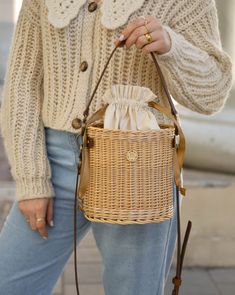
{"left": 71, "top": 1, "right": 101, "bottom": 131}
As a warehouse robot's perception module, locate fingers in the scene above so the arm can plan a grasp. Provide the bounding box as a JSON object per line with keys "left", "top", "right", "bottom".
{"left": 29, "top": 215, "right": 48, "bottom": 239}
{"left": 35, "top": 201, "right": 48, "bottom": 239}
{"left": 141, "top": 39, "right": 166, "bottom": 55}
{"left": 46, "top": 198, "right": 54, "bottom": 227}
{"left": 114, "top": 15, "right": 171, "bottom": 55}
{"left": 36, "top": 217, "right": 48, "bottom": 240}
{"left": 18, "top": 198, "right": 52, "bottom": 240}
{"left": 135, "top": 30, "right": 161, "bottom": 50}
{"left": 122, "top": 15, "right": 155, "bottom": 39}
{"left": 124, "top": 21, "right": 158, "bottom": 49}
{"left": 29, "top": 214, "right": 37, "bottom": 231}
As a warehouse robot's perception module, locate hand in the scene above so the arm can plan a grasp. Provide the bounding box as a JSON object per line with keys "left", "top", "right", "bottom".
{"left": 115, "top": 15, "right": 171, "bottom": 55}
{"left": 18, "top": 198, "right": 54, "bottom": 240}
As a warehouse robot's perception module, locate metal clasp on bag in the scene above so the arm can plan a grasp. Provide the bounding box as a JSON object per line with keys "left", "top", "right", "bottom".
{"left": 175, "top": 134, "right": 180, "bottom": 147}
{"left": 86, "top": 137, "right": 94, "bottom": 148}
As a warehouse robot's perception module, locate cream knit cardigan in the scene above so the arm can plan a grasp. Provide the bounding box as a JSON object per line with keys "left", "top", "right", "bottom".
{"left": 0, "top": 0, "right": 232, "bottom": 201}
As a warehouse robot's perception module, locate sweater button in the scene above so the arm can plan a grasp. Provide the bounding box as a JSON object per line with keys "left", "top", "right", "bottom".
{"left": 88, "top": 2, "right": 98, "bottom": 12}
{"left": 80, "top": 61, "right": 88, "bottom": 72}
{"left": 72, "top": 118, "right": 82, "bottom": 129}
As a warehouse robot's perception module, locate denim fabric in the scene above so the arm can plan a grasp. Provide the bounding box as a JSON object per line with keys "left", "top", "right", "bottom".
{"left": 0, "top": 127, "right": 181, "bottom": 295}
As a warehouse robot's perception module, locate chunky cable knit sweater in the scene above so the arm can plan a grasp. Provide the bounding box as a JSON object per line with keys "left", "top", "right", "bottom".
{"left": 0, "top": 0, "right": 232, "bottom": 201}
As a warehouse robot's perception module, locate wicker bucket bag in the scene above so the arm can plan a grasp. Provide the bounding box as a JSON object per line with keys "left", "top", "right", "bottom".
{"left": 73, "top": 40, "right": 192, "bottom": 295}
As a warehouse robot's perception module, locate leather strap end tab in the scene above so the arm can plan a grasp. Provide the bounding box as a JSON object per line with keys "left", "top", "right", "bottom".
{"left": 180, "top": 187, "right": 186, "bottom": 196}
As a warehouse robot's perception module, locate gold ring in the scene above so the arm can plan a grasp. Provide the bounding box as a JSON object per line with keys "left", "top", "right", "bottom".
{"left": 144, "top": 32, "right": 153, "bottom": 43}
{"left": 26, "top": 219, "right": 30, "bottom": 223}
{"left": 36, "top": 217, "right": 45, "bottom": 223}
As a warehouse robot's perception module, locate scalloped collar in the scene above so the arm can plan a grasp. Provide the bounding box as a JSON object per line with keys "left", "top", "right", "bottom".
{"left": 45, "top": 0, "right": 146, "bottom": 29}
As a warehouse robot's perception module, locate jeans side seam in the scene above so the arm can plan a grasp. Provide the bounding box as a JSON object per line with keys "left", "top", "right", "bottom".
{"left": 67, "top": 132, "right": 80, "bottom": 169}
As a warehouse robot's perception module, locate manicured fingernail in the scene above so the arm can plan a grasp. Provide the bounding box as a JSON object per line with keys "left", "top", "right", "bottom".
{"left": 50, "top": 220, "right": 54, "bottom": 227}
{"left": 119, "top": 34, "right": 125, "bottom": 41}
{"left": 42, "top": 236, "right": 48, "bottom": 240}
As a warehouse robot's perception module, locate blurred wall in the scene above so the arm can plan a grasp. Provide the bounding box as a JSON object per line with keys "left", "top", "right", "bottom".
{"left": 0, "top": 0, "right": 15, "bottom": 82}
{"left": 216, "top": 0, "right": 235, "bottom": 105}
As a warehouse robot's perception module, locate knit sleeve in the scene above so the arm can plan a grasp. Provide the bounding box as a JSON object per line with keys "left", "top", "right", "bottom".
{"left": 154, "top": 0, "right": 233, "bottom": 115}
{"left": 0, "top": 0, "right": 55, "bottom": 201}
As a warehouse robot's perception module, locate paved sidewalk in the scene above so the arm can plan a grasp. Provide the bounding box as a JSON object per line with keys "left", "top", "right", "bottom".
{"left": 1, "top": 198, "right": 235, "bottom": 295}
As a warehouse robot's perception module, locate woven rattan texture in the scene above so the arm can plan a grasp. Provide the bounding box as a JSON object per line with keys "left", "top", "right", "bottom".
{"left": 78, "top": 125, "right": 175, "bottom": 224}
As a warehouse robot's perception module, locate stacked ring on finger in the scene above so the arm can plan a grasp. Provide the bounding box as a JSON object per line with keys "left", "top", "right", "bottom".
{"left": 144, "top": 24, "right": 150, "bottom": 34}
{"left": 139, "top": 16, "right": 153, "bottom": 44}
{"left": 36, "top": 217, "right": 45, "bottom": 223}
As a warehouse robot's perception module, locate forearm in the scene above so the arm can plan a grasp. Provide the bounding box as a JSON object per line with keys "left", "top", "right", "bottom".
{"left": 0, "top": 2, "right": 55, "bottom": 201}
{"left": 156, "top": 26, "right": 232, "bottom": 115}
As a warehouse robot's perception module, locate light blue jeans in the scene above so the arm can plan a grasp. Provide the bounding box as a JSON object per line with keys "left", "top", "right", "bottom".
{"left": 0, "top": 127, "right": 181, "bottom": 295}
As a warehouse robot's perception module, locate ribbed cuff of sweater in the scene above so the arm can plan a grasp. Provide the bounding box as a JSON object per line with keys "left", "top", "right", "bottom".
{"left": 156, "top": 26, "right": 181, "bottom": 60}
{"left": 15, "top": 178, "right": 55, "bottom": 201}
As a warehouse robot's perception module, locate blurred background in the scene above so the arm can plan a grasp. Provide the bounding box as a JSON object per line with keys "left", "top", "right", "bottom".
{"left": 0, "top": 1, "right": 234, "bottom": 295}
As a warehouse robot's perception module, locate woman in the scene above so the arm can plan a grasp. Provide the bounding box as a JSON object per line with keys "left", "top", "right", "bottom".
{"left": 0, "top": 0, "right": 232, "bottom": 294}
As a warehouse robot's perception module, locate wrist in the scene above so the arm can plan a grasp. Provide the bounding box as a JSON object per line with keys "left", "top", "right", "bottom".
{"left": 159, "top": 28, "right": 172, "bottom": 55}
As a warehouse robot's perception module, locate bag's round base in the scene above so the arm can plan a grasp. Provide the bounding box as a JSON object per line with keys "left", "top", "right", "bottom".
{"left": 78, "top": 201, "right": 174, "bottom": 224}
